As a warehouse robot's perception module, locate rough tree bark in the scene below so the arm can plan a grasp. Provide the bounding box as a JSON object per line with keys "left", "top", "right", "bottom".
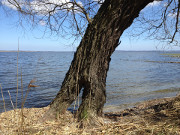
{"left": 47, "top": 0, "right": 154, "bottom": 124}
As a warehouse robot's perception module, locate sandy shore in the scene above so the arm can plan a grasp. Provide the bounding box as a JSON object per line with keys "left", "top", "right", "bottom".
{"left": 0, "top": 94, "right": 179, "bottom": 134}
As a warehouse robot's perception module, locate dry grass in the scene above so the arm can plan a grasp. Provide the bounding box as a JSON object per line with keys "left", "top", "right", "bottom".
{"left": 0, "top": 94, "right": 180, "bottom": 135}
{"left": 0, "top": 106, "right": 81, "bottom": 135}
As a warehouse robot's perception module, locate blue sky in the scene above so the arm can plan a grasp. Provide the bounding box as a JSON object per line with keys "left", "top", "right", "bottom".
{"left": 0, "top": 9, "right": 74, "bottom": 51}
{"left": 0, "top": 1, "right": 180, "bottom": 51}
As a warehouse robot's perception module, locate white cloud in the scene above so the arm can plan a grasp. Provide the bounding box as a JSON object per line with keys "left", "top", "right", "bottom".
{"left": 2, "top": 0, "right": 71, "bottom": 15}
{"left": 1, "top": 0, "right": 18, "bottom": 10}
{"left": 1, "top": 0, "right": 93, "bottom": 16}
{"left": 147, "top": 1, "right": 161, "bottom": 7}
{"left": 49, "top": 0, "right": 70, "bottom": 5}
{"left": 39, "top": 20, "right": 46, "bottom": 26}
{"left": 168, "top": 12, "right": 178, "bottom": 18}
{"left": 77, "top": 1, "right": 83, "bottom": 7}
{"left": 93, "top": 0, "right": 104, "bottom": 3}
{"left": 30, "top": 0, "right": 72, "bottom": 14}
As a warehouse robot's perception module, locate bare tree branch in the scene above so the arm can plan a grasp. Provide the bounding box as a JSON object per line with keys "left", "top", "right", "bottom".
{"left": 170, "top": 0, "right": 180, "bottom": 43}
{"left": 1, "top": 0, "right": 180, "bottom": 46}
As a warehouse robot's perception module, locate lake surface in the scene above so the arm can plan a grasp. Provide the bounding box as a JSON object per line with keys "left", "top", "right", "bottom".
{"left": 0, "top": 51, "right": 180, "bottom": 113}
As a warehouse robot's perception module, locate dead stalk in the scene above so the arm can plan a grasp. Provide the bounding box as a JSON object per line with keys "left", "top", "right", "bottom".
{"left": 0, "top": 84, "right": 6, "bottom": 112}
{"left": 16, "top": 38, "right": 19, "bottom": 109}
{"left": 20, "top": 69, "right": 25, "bottom": 134}
{"left": 22, "top": 79, "right": 37, "bottom": 108}
{"left": 8, "top": 90, "right": 15, "bottom": 110}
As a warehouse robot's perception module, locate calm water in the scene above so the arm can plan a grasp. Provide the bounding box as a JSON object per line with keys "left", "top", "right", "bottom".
{"left": 0, "top": 51, "right": 180, "bottom": 113}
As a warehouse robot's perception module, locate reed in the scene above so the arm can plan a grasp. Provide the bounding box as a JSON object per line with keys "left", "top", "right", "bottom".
{"left": 0, "top": 94, "right": 179, "bottom": 135}
{"left": 8, "top": 90, "right": 15, "bottom": 110}
{"left": 0, "top": 40, "right": 179, "bottom": 134}
{"left": 16, "top": 38, "right": 19, "bottom": 109}
{"left": 0, "top": 70, "right": 179, "bottom": 134}
{"left": 0, "top": 39, "right": 40, "bottom": 134}
{"left": 0, "top": 84, "right": 6, "bottom": 112}
{"left": 20, "top": 69, "right": 25, "bottom": 134}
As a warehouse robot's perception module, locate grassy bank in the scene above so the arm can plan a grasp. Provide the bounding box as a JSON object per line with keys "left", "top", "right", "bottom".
{"left": 0, "top": 94, "right": 179, "bottom": 135}
{"left": 161, "top": 53, "right": 180, "bottom": 57}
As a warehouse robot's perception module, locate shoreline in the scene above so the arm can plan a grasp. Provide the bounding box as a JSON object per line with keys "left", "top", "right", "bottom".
{"left": 1, "top": 92, "right": 178, "bottom": 114}
{"left": 0, "top": 94, "right": 179, "bottom": 134}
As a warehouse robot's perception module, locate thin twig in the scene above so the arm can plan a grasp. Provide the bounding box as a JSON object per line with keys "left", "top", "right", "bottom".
{"left": 20, "top": 68, "right": 24, "bottom": 134}
{"left": 8, "top": 90, "right": 15, "bottom": 110}
{"left": 21, "top": 69, "right": 24, "bottom": 109}
{"left": 0, "top": 84, "right": 6, "bottom": 112}
{"left": 16, "top": 38, "right": 19, "bottom": 109}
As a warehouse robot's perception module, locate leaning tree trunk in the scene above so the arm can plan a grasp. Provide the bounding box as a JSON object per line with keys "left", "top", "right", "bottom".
{"left": 46, "top": 0, "right": 154, "bottom": 124}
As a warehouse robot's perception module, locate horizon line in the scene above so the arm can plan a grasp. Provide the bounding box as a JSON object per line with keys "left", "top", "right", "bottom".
{"left": 0, "top": 49, "right": 180, "bottom": 52}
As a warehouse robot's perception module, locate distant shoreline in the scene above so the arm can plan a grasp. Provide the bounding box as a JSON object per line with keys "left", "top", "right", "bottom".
{"left": 1, "top": 50, "right": 180, "bottom": 52}
{"left": 0, "top": 50, "right": 39, "bottom": 52}
{"left": 0, "top": 50, "right": 74, "bottom": 52}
